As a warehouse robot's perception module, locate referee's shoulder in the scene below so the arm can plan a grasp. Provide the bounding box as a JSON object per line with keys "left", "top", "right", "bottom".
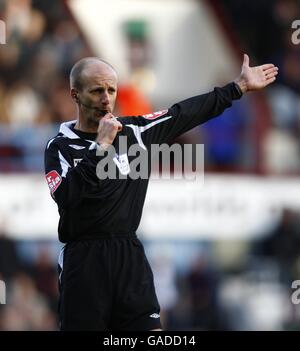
{"left": 45, "top": 133, "right": 65, "bottom": 151}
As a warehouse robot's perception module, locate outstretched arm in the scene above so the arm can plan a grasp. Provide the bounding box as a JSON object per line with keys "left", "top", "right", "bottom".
{"left": 234, "top": 54, "right": 278, "bottom": 93}
{"left": 122, "top": 54, "right": 278, "bottom": 144}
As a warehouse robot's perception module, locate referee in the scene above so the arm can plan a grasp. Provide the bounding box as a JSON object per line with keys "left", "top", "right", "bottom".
{"left": 44, "top": 55, "right": 278, "bottom": 330}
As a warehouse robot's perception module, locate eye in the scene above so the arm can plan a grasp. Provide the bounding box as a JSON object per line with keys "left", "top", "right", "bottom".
{"left": 108, "top": 88, "right": 116, "bottom": 94}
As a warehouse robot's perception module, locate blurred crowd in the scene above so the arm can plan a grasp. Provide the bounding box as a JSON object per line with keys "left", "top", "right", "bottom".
{"left": 0, "top": 0, "right": 90, "bottom": 171}
{"left": 148, "top": 207, "right": 300, "bottom": 331}
{"left": 218, "top": 0, "right": 300, "bottom": 175}
{"left": 0, "top": 232, "right": 60, "bottom": 330}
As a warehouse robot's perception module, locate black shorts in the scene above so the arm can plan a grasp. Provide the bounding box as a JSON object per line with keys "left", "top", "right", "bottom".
{"left": 57, "top": 235, "right": 161, "bottom": 331}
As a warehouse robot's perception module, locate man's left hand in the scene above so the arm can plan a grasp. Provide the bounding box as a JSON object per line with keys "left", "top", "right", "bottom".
{"left": 235, "top": 54, "right": 278, "bottom": 93}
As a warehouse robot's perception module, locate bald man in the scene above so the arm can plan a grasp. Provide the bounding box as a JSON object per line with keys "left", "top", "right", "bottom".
{"left": 44, "top": 55, "right": 278, "bottom": 331}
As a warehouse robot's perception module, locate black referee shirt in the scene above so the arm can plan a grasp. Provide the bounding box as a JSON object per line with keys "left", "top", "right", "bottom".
{"left": 44, "top": 82, "right": 242, "bottom": 243}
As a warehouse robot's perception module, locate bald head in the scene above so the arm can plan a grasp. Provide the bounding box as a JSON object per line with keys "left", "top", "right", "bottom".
{"left": 70, "top": 57, "right": 117, "bottom": 91}
{"left": 70, "top": 57, "right": 118, "bottom": 130}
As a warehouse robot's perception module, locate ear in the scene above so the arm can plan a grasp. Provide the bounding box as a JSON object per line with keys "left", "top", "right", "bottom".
{"left": 70, "top": 88, "right": 79, "bottom": 103}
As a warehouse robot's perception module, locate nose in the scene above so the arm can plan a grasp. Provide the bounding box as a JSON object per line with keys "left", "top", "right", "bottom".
{"left": 101, "top": 91, "right": 110, "bottom": 106}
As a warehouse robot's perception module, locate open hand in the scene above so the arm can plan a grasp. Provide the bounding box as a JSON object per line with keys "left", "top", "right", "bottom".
{"left": 235, "top": 54, "right": 278, "bottom": 93}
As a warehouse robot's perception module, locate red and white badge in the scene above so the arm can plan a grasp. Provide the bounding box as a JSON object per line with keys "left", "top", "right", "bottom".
{"left": 142, "top": 109, "right": 168, "bottom": 120}
{"left": 46, "top": 170, "right": 62, "bottom": 193}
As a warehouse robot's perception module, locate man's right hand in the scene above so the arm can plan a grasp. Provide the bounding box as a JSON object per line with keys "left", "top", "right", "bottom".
{"left": 96, "top": 113, "right": 123, "bottom": 148}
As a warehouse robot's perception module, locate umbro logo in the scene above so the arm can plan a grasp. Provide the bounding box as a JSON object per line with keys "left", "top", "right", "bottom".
{"left": 149, "top": 313, "right": 160, "bottom": 319}
{"left": 74, "top": 159, "right": 83, "bottom": 167}
{"left": 69, "top": 144, "right": 86, "bottom": 150}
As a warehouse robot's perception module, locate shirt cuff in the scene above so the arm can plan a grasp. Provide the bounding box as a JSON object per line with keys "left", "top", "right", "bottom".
{"left": 233, "top": 81, "right": 244, "bottom": 98}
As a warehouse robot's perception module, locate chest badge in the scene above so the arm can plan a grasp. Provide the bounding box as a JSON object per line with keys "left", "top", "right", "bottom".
{"left": 113, "top": 153, "right": 130, "bottom": 175}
